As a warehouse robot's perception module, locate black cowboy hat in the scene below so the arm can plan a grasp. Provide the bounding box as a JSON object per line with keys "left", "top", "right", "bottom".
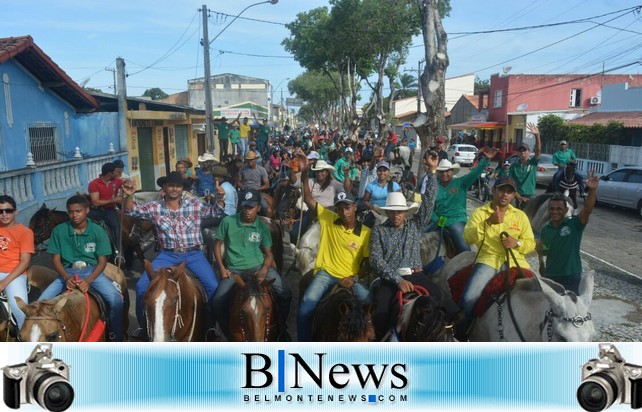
{"left": 157, "top": 171, "right": 190, "bottom": 188}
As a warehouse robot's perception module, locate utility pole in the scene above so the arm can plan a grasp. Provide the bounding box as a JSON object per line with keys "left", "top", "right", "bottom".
{"left": 417, "top": 59, "right": 425, "bottom": 115}
{"left": 116, "top": 57, "right": 127, "bottom": 153}
{"left": 201, "top": 4, "right": 215, "bottom": 154}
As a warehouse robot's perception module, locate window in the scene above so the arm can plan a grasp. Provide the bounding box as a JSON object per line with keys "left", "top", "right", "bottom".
{"left": 494, "top": 90, "right": 503, "bottom": 108}
{"left": 569, "top": 89, "right": 582, "bottom": 107}
{"left": 28, "top": 123, "right": 59, "bottom": 164}
{"left": 606, "top": 170, "right": 628, "bottom": 182}
{"left": 627, "top": 170, "right": 642, "bottom": 184}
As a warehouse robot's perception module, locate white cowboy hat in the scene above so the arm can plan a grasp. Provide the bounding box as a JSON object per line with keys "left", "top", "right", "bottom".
{"left": 311, "top": 160, "right": 336, "bottom": 172}
{"left": 198, "top": 153, "right": 218, "bottom": 163}
{"left": 435, "top": 159, "right": 461, "bottom": 175}
{"left": 374, "top": 192, "right": 419, "bottom": 214}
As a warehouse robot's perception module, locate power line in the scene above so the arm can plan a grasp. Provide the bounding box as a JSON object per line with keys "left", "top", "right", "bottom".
{"left": 217, "top": 49, "right": 293, "bottom": 59}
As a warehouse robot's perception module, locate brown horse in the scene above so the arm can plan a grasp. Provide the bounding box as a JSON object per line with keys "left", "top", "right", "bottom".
{"left": 311, "top": 285, "right": 375, "bottom": 342}
{"left": 228, "top": 274, "right": 277, "bottom": 342}
{"left": 28, "top": 203, "right": 153, "bottom": 268}
{"left": 143, "top": 260, "right": 208, "bottom": 342}
{"left": 273, "top": 181, "right": 301, "bottom": 231}
{"left": 391, "top": 288, "right": 460, "bottom": 342}
{"left": 16, "top": 290, "right": 105, "bottom": 342}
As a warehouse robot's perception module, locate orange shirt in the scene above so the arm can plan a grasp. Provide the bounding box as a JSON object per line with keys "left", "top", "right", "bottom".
{"left": 0, "top": 224, "right": 34, "bottom": 273}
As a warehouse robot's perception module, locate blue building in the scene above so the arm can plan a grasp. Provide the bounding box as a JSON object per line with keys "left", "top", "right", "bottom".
{"left": 0, "top": 36, "right": 125, "bottom": 225}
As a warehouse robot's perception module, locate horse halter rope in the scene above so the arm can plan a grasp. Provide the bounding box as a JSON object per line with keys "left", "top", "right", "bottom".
{"left": 237, "top": 290, "right": 275, "bottom": 342}
{"left": 147, "top": 278, "right": 196, "bottom": 342}
{"left": 24, "top": 312, "right": 69, "bottom": 342}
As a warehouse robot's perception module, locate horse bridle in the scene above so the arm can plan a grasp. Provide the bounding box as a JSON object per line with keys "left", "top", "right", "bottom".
{"left": 237, "top": 291, "right": 275, "bottom": 342}
{"left": 23, "top": 314, "right": 69, "bottom": 342}
{"left": 33, "top": 212, "right": 56, "bottom": 246}
{"left": 493, "top": 294, "right": 592, "bottom": 342}
{"left": 146, "top": 278, "right": 197, "bottom": 342}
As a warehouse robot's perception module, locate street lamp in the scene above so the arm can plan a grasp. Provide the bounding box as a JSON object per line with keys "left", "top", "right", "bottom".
{"left": 202, "top": 0, "right": 278, "bottom": 154}
{"left": 270, "top": 77, "right": 289, "bottom": 125}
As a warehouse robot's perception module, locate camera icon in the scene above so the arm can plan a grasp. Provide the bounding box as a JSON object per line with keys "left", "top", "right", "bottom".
{"left": 577, "top": 343, "right": 642, "bottom": 411}
{"left": 3, "top": 344, "right": 74, "bottom": 412}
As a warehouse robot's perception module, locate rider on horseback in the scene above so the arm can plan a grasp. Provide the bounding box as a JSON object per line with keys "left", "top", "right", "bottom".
{"left": 509, "top": 122, "right": 541, "bottom": 208}
{"left": 461, "top": 177, "right": 535, "bottom": 328}
{"left": 295, "top": 151, "right": 372, "bottom": 342}
{"left": 552, "top": 140, "right": 585, "bottom": 193}
{"left": 39, "top": 195, "right": 125, "bottom": 341}
{"left": 421, "top": 147, "right": 499, "bottom": 254}
{"left": 0, "top": 195, "right": 34, "bottom": 331}
{"left": 370, "top": 150, "right": 461, "bottom": 341}
{"left": 238, "top": 151, "right": 271, "bottom": 215}
{"left": 88, "top": 162, "right": 126, "bottom": 253}
{"left": 122, "top": 172, "right": 225, "bottom": 339}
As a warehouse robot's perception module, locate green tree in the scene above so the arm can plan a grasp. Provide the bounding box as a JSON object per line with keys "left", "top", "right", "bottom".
{"left": 84, "top": 87, "right": 103, "bottom": 94}
{"left": 142, "top": 87, "right": 169, "bottom": 100}
{"left": 394, "top": 73, "right": 419, "bottom": 99}
{"left": 474, "top": 76, "right": 490, "bottom": 93}
{"left": 538, "top": 114, "right": 567, "bottom": 145}
{"left": 288, "top": 71, "right": 341, "bottom": 125}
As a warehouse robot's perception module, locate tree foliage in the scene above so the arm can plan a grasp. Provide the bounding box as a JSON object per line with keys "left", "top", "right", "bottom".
{"left": 288, "top": 71, "right": 341, "bottom": 125}
{"left": 474, "top": 76, "right": 490, "bottom": 93}
{"left": 538, "top": 114, "right": 627, "bottom": 145}
{"left": 142, "top": 87, "right": 169, "bottom": 100}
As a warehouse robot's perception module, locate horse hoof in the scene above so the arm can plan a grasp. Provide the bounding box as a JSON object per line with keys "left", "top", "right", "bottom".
{"left": 206, "top": 328, "right": 223, "bottom": 342}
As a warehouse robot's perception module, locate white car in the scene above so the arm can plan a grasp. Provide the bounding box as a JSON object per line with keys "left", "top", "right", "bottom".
{"left": 447, "top": 144, "right": 478, "bottom": 166}
{"left": 596, "top": 167, "right": 642, "bottom": 217}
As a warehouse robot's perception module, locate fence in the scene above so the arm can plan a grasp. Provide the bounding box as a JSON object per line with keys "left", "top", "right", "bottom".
{"left": 542, "top": 142, "right": 641, "bottom": 173}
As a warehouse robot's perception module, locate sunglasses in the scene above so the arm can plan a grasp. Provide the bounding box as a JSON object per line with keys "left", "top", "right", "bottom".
{"left": 0, "top": 208, "right": 15, "bottom": 214}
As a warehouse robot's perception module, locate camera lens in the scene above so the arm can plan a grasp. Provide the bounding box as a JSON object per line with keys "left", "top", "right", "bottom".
{"left": 33, "top": 373, "right": 74, "bottom": 412}
{"left": 577, "top": 373, "right": 618, "bottom": 412}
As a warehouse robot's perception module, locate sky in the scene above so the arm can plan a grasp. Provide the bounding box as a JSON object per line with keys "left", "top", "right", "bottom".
{"left": 2, "top": 0, "right": 642, "bottom": 104}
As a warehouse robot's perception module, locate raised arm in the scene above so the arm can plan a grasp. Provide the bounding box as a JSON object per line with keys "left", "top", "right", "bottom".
{"left": 579, "top": 171, "right": 599, "bottom": 225}
{"left": 414, "top": 149, "right": 439, "bottom": 227}
{"left": 527, "top": 122, "right": 541, "bottom": 161}
{"left": 295, "top": 150, "right": 318, "bottom": 218}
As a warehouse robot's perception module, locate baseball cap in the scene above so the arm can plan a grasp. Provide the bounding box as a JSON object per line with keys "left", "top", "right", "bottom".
{"left": 517, "top": 142, "right": 530, "bottom": 151}
{"left": 334, "top": 191, "right": 355, "bottom": 206}
{"left": 502, "top": 160, "right": 510, "bottom": 166}
{"left": 375, "top": 161, "right": 390, "bottom": 170}
{"left": 560, "top": 140, "right": 568, "bottom": 145}
{"left": 436, "top": 136, "right": 446, "bottom": 143}
{"left": 494, "top": 176, "right": 517, "bottom": 190}
{"left": 240, "top": 189, "right": 261, "bottom": 207}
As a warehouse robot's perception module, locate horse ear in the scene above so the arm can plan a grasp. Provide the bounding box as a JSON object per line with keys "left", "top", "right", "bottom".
{"left": 537, "top": 277, "right": 567, "bottom": 313}
{"left": 15, "top": 297, "right": 29, "bottom": 314}
{"left": 40, "top": 203, "right": 47, "bottom": 210}
{"left": 178, "top": 260, "right": 187, "bottom": 274}
{"left": 261, "top": 278, "right": 276, "bottom": 288}
{"left": 233, "top": 274, "right": 246, "bottom": 288}
{"left": 54, "top": 295, "right": 70, "bottom": 313}
{"left": 340, "top": 302, "right": 351, "bottom": 317}
{"left": 144, "top": 260, "right": 155, "bottom": 280}
{"left": 578, "top": 270, "right": 595, "bottom": 307}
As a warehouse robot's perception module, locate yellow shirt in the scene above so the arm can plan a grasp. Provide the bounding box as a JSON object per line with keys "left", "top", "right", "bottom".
{"left": 463, "top": 202, "right": 535, "bottom": 270}
{"left": 239, "top": 122, "right": 251, "bottom": 138}
{"left": 315, "top": 204, "right": 370, "bottom": 278}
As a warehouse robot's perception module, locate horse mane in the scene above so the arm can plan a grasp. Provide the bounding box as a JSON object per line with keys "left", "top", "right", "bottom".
{"left": 146, "top": 266, "right": 201, "bottom": 302}
{"left": 237, "top": 274, "right": 264, "bottom": 300}
{"left": 314, "top": 288, "right": 372, "bottom": 342}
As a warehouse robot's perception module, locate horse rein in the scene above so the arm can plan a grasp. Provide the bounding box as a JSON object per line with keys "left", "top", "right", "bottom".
{"left": 237, "top": 291, "right": 275, "bottom": 342}
{"left": 145, "top": 278, "right": 198, "bottom": 342}
{"left": 499, "top": 231, "right": 527, "bottom": 342}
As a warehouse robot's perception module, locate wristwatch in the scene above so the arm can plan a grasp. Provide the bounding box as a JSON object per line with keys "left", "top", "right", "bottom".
{"left": 516, "top": 240, "right": 523, "bottom": 248}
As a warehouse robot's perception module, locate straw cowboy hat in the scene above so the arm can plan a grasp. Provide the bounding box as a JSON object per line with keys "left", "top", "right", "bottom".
{"left": 198, "top": 153, "right": 218, "bottom": 163}
{"left": 311, "top": 160, "right": 336, "bottom": 173}
{"left": 244, "top": 151, "right": 261, "bottom": 160}
{"left": 374, "top": 192, "right": 419, "bottom": 215}
{"left": 435, "top": 159, "right": 461, "bottom": 175}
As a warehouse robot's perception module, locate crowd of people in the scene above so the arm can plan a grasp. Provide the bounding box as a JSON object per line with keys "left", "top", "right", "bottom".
{"left": 0, "top": 119, "right": 600, "bottom": 342}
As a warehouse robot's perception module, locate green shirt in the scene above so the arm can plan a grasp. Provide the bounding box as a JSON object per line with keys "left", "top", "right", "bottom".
{"left": 509, "top": 156, "right": 540, "bottom": 196}
{"left": 48, "top": 221, "right": 112, "bottom": 268}
{"left": 552, "top": 149, "right": 576, "bottom": 167}
{"left": 217, "top": 123, "right": 230, "bottom": 140}
{"left": 215, "top": 214, "right": 272, "bottom": 270}
{"left": 332, "top": 157, "right": 357, "bottom": 181}
{"left": 257, "top": 125, "right": 270, "bottom": 142}
{"left": 431, "top": 157, "right": 489, "bottom": 224}
{"left": 540, "top": 215, "right": 585, "bottom": 277}
{"left": 228, "top": 129, "right": 240, "bottom": 144}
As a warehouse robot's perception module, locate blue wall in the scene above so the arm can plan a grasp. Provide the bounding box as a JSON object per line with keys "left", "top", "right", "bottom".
{"left": 0, "top": 59, "right": 120, "bottom": 172}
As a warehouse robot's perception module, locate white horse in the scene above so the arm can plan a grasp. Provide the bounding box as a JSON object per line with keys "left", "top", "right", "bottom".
{"left": 522, "top": 190, "right": 574, "bottom": 234}
{"left": 434, "top": 253, "right": 596, "bottom": 342}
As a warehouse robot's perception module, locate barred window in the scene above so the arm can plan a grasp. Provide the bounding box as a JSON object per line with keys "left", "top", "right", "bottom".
{"left": 28, "top": 123, "right": 59, "bottom": 164}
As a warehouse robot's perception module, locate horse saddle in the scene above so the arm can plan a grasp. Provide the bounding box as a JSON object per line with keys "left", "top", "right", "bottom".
{"left": 84, "top": 289, "right": 113, "bottom": 341}
{"left": 449, "top": 265, "right": 535, "bottom": 317}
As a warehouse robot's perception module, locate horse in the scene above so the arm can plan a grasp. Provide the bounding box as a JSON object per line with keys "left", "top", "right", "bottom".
{"left": 16, "top": 290, "right": 104, "bottom": 342}
{"left": 28, "top": 204, "right": 153, "bottom": 268}
{"left": 557, "top": 162, "right": 581, "bottom": 208}
{"left": 228, "top": 273, "right": 277, "bottom": 342}
{"left": 311, "top": 285, "right": 375, "bottom": 342}
{"left": 437, "top": 253, "right": 596, "bottom": 342}
{"left": 389, "top": 285, "right": 461, "bottom": 342}
{"left": 142, "top": 260, "right": 208, "bottom": 342}
{"left": 273, "top": 181, "right": 301, "bottom": 231}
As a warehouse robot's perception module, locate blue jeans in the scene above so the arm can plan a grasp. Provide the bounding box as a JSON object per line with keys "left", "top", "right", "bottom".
{"left": 257, "top": 140, "right": 268, "bottom": 158}
{"left": 297, "top": 269, "right": 371, "bottom": 342}
{"left": 0, "top": 272, "right": 28, "bottom": 329}
{"left": 219, "top": 139, "right": 229, "bottom": 159}
{"left": 553, "top": 168, "right": 585, "bottom": 192}
{"left": 424, "top": 220, "right": 471, "bottom": 254}
{"left": 136, "top": 250, "right": 218, "bottom": 328}
{"left": 239, "top": 138, "right": 249, "bottom": 158}
{"left": 39, "top": 266, "right": 125, "bottom": 341}
{"left": 460, "top": 263, "right": 506, "bottom": 323}
{"left": 290, "top": 209, "right": 312, "bottom": 245}
{"left": 545, "top": 275, "right": 581, "bottom": 295}
{"left": 88, "top": 208, "right": 120, "bottom": 253}
{"left": 210, "top": 265, "right": 292, "bottom": 335}
{"left": 384, "top": 143, "right": 396, "bottom": 159}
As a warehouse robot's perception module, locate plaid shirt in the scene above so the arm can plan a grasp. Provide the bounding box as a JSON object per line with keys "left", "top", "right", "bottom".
{"left": 125, "top": 196, "right": 223, "bottom": 250}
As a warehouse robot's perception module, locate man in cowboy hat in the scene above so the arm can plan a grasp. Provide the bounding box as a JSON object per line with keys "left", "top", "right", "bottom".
{"left": 194, "top": 152, "right": 219, "bottom": 197}
{"left": 238, "top": 150, "right": 270, "bottom": 215}
{"left": 122, "top": 171, "right": 226, "bottom": 340}
{"left": 462, "top": 176, "right": 535, "bottom": 326}
{"left": 421, "top": 147, "right": 499, "bottom": 254}
{"left": 509, "top": 122, "right": 541, "bottom": 207}
{"left": 295, "top": 152, "right": 371, "bottom": 342}
{"left": 369, "top": 149, "right": 462, "bottom": 340}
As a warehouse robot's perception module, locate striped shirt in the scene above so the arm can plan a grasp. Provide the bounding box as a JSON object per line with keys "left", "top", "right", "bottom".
{"left": 125, "top": 196, "right": 223, "bottom": 250}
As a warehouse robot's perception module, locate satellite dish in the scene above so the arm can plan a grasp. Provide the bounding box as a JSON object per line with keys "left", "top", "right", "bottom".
{"left": 79, "top": 78, "right": 91, "bottom": 88}
{"left": 516, "top": 103, "right": 528, "bottom": 112}
{"left": 502, "top": 66, "right": 512, "bottom": 75}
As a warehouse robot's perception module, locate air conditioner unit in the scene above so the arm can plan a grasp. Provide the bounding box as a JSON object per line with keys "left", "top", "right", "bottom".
{"left": 590, "top": 96, "right": 601, "bottom": 105}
